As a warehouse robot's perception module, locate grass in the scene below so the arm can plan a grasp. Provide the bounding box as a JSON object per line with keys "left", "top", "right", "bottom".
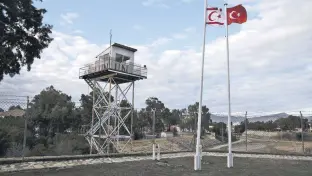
{"left": 117, "top": 134, "right": 221, "bottom": 153}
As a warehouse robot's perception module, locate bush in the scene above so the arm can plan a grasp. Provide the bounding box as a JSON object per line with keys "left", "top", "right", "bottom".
{"left": 27, "top": 143, "right": 55, "bottom": 156}
{"left": 279, "top": 132, "right": 293, "bottom": 140}
{"left": 173, "top": 128, "right": 178, "bottom": 137}
{"left": 0, "top": 129, "right": 10, "bottom": 156}
{"left": 134, "top": 131, "right": 144, "bottom": 140}
{"left": 53, "top": 133, "right": 89, "bottom": 155}
{"left": 5, "top": 142, "right": 25, "bottom": 157}
{"left": 26, "top": 133, "right": 89, "bottom": 156}
{"left": 296, "top": 132, "right": 302, "bottom": 141}
{"left": 295, "top": 132, "right": 309, "bottom": 141}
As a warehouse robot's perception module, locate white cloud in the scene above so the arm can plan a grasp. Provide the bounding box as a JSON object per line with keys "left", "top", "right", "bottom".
{"left": 2, "top": 0, "right": 312, "bottom": 114}
{"left": 60, "top": 12, "right": 79, "bottom": 25}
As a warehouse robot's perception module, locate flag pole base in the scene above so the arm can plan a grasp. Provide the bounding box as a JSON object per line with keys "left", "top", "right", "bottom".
{"left": 194, "top": 154, "right": 201, "bottom": 170}
{"left": 227, "top": 153, "right": 233, "bottom": 168}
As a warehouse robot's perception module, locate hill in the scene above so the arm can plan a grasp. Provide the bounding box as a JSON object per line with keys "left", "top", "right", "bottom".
{"left": 209, "top": 112, "right": 306, "bottom": 124}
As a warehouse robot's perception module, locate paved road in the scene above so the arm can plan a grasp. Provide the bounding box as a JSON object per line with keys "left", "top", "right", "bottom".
{"left": 2, "top": 155, "right": 312, "bottom": 176}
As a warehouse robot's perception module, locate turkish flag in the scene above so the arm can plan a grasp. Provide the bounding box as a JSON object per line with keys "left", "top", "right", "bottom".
{"left": 227, "top": 4, "right": 247, "bottom": 25}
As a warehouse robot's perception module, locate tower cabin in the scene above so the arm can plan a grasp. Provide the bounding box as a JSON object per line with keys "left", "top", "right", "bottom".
{"left": 79, "top": 43, "right": 147, "bottom": 84}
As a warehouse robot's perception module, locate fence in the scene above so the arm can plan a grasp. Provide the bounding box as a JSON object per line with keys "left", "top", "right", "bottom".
{"left": 1, "top": 94, "right": 312, "bottom": 159}
{"left": 0, "top": 95, "right": 29, "bottom": 158}
{"left": 211, "top": 111, "right": 312, "bottom": 155}
{"left": 0, "top": 95, "right": 89, "bottom": 159}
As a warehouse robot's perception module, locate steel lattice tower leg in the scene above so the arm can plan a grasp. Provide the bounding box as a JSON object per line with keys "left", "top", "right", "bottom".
{"left": 84, "top": 77, "right": 134, "bottom": 154}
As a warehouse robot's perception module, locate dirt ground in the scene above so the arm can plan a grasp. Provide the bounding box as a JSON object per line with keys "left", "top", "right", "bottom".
{"left": 216, "top": 139, "right": 312, "bottom": 155}
{"left": 2, "top": 156, "right": 312, "bottom": 176}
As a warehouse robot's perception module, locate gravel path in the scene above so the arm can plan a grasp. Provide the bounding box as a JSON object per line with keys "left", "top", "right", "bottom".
{"left": 2, "top": 155, "right": 312, "bottom": 176}
{"left": 1, "top": 152, "right": 312, "bottom": 174}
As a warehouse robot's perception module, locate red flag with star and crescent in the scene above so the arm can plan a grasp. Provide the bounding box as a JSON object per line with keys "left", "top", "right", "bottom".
{"left": 226, "top": 4, "right": 247, "bottom": 25}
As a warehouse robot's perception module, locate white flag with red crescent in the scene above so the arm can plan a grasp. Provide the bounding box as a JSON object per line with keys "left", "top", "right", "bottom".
{"left": 206, "top": 7, "right": 224, "bottom": 26}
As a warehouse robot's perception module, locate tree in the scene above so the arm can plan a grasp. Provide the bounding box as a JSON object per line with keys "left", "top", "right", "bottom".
{"left": 169, "top": 109, "right": 181, "bottom": 127}
{"left": 78, "top": 93, "right": 93, "bottom": 126}
{"left": 0, "top": 0, "right": 53, "bottom": 81}
{"left": 77, "top": 89, "right": 114, "bottom": 127}
{"left": 212, "top": 122, "right": 226, "bottom": 136}
{"left": 144, "top": 97, "right": 166, "bottom": 133}
{"left": 28, "top": 86, "right": 75, "bottom": 144}
{"left": 187, "top": 102, "right": 210, "bottom": 132}
{"left": 145, "top": 97, "right": 165, "bottom": 111}
{"left": 8, "top": 105, "right": 23, "bottom": 110}
{"left": 119, "top": 99, "right": 132, "bottom": 135}
{"left": 135, "top": 108, "right": 150, "bottom": 134}
{"left": 161, "top": 108, "right": 172, "bottom": 131}
{"left": 276, "top": 115, "right": 304, "bottom": 131}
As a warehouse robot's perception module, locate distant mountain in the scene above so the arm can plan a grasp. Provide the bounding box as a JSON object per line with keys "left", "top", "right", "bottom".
{"left": 210, "top": 114, "right": 244, "bottom": 124}
{"left": 210, "top": 112, "right": 301, "bottom": 124}
{"left": 248, "top": 113, "right": 289, "bottom": 123}
{"left": 305, "top": 116, "right": 312, "bottom": 122}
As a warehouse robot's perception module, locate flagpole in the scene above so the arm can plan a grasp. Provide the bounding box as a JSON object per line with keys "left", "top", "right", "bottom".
{"left": 194, "top": 0, "right": 207, "bottom": 171}
{"left": 224, "top": 3, "right": 233, "bottom": 168}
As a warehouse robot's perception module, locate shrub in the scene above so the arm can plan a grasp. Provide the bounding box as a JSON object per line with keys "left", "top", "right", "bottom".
{"left": 0, "top": 129, "right": 10, "bottom": 157}
{"left": 173, "top": 128, "right": 178, "bottom": 137}
{"left": 134, "top": 131, "right": 144, "bottom": 140}
{"left": 5, "top": 142, "right": 26, "bottom": 157}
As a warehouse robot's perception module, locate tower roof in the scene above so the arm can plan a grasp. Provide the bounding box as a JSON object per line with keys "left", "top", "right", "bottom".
{"left": 112, "top": 43, "right": 137, "bottom": 52}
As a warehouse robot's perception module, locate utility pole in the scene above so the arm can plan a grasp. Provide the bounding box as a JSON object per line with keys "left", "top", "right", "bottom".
{"left": 22, "top": 96, "right": 29, "bottom": 160}
{"left": 152, "top": 108, "right": 157, "bottom": 161}
{"left": 152, "top": 108, "right": 156, "bottom": 143}
{"left": 300, "top": 111, "right": 304, "bottom": 154}
{"left": 245, "top": 111, "right": 248, "bottom": 152}
{"left": 221, "top": 123, "right": 224, "bottom": 142}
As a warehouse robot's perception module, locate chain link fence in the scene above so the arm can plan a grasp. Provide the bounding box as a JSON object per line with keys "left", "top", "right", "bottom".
{"left": 210, "top": 111, "right": 312, "bottom": 155}
{"left": 0, "top": 95, "right": 28, "bottom": 158}
{"left": 0, "top": 95, "right": 90, "bottom": 158}
{"left": 1, "top": 94, "right": 312, "bottom": 158}
{"left": 124, "top": 110, "right": 312, "bottom": 156}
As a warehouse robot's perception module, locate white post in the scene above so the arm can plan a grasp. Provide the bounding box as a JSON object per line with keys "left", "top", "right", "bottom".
{"left": 152, "top": 144, "right": 156, "bottom": 160}
{"left": 194, "top": 0, "right": 207, "bottom": 171}
{"left": 157, "top": 144, "right": 160, "bottom": 160}
{"left": 224, "top": 3, "right": 233, "bottom": 168}
{"left": 199, "top": 145, "right": 202, "bottom": 160}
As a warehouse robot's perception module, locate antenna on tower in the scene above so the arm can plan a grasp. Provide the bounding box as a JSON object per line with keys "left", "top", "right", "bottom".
{"left": 109, "top": 29, "right": 112, "bottom": 57}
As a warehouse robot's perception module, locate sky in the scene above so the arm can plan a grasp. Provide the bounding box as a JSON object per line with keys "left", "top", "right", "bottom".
{"left": 1, "top": 0, "right": 312, "bottom": 115}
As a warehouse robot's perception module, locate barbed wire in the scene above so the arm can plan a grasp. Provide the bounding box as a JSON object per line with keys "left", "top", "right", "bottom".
{"left": 0, "top": 94, "right": 29, "bottom": 98}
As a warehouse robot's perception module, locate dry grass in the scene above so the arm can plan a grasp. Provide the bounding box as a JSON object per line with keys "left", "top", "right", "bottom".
{"left": 274, "top": 141, "right": 312, "bottom": 154}
{"left": 117, "top": 138, "right": 185, "bottom": 153}
{"left": 117, "top": 134, "right": 222, "bottom": 153}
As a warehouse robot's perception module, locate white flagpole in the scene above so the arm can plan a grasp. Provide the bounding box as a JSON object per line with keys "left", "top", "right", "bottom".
{"left": 224, "top": 3, "right": 233, "bottom": 168}
{"left": 194, "top": 0, "right": 207, "bottom": 171}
